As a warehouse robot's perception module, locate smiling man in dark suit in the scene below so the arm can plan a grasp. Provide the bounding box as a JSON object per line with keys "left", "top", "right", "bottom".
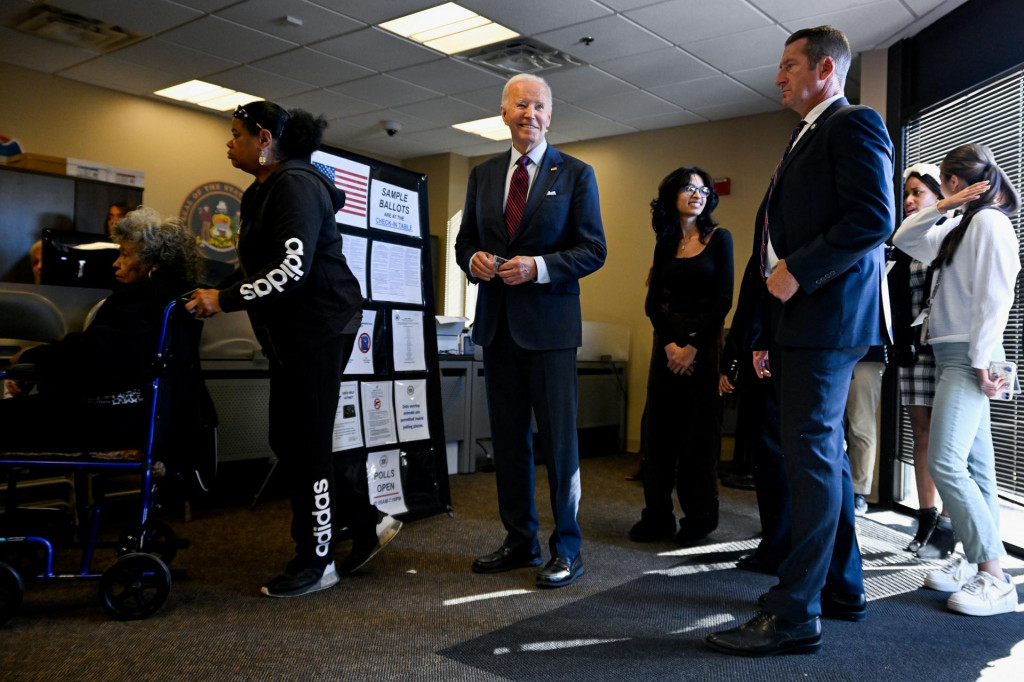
{"left": 706, "top": 26, "right": 894, "bottom": 656}
{"left": 454, "top": 73, "right": 606, "bottom": 588}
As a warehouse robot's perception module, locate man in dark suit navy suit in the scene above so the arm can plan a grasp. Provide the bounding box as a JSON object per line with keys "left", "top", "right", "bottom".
{"left": 454, "top": 74, "right": 606, "bottom": 588}
{"left": 707, "top": 26, "right": 894, "bottom": 656}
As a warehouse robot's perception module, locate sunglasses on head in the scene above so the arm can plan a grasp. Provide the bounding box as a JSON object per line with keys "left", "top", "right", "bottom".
{"left": 233, "top": 105, "right": 264, "bottom": 132}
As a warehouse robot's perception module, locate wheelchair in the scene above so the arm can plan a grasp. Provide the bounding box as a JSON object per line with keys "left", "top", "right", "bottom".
{"left": 0, "top": 299, "right": 216, "bottom": 623}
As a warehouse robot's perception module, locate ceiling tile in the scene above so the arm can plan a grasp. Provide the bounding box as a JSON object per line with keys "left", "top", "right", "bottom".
{"left": 276, "top": 89, "right": 381, "bottom": 119}
{"left": 730, "top": 64, "right": 784, "bottom": 100}
{"left": 330, "top": 74, "right": 442, "bottom": 108}
{"left": 903, "top": 0, "right": 958, "bottom": 16}
{"left": 785, "top": 1, "right": 914, "bottom": 50}
{"left": 683, "top": 25, "right": 789, "bottom": 74}
{"left": 393, "top": 97, "right": 494, "bottom": 126}
{"left": 626, "top": 0, "right": 770, "bottom": 44}
{"left": 325, "top": 109, "right": 436, "bottom": 139}
{"left": 400, "top": 125, "right": 493, "bottom": 151}
{"left": 208, "top": 65, "right": 317, "bottom": 100}
{"left": 313, "top": 27, "right": 441, "bottom": 72}
{"left": 536, "top": 14, "right": 670, "bottom": 64}
{"left": 341, "top": 133, "right": 435, "bottom": 159}
{"left": 651, "top": 75, "right": 762, "bottom": 109}
{"left": 543, "top": 66, "right": 635, "bottom": 103}
{"left": 459, "top": 0, "right": 612, "bottom": 36}
{"left": 597, "top": 0, "right": 666, "bottom": 9}
{"left": 572, "top": 90, "right": 681, "bottom": 122}
{"left": 108, "top": 38, "right": 236, "bottom": 79}
{"left": 595, "top": 47, "right": 717, "bottom": 88}
{"left": 252, "top": 48, "right": 374, "bottom": 87}
{"left": 0, "top": 25, "right": 96, "bottom": 73}
{"left": 448, "top": 140, "right": 508, "bottom": 158}
{"left": 389, "top": 59, "right": 506, "bottom": 96}
{"left": 548, "top": 104, "right": 637, "bottom": 140}
{"left": 750, "top": 0, "right": 880, "bottom": 23}
{"left": 689, "top": 97, "right": 782, "bottom": 121}
{"left": 61, "top": 55, "right": 181, "bottom": 94}
{"left": 45, "top": 0, "right": 201, "bottom": 35}
{"left": 161, "top": 16, "right": 297, "bottom": 63}
{"left": 305, "top": 0, "right": 440, "bottom": 25}
{"left": 452, "top": 87, "right": 503, "bottom": 112}
{"left": 627, "top": 109, "right": 707, "bottom": 130}
{"left": 172, "top": 0, "right": 236, "bottom": 11}
{"left": 216, "top": 0, "right": 363, "bottom": 44}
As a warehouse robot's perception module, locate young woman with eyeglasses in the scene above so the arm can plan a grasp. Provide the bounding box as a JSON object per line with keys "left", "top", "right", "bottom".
{"left": 629, "top": 166, "right": 734, "bottom": 546}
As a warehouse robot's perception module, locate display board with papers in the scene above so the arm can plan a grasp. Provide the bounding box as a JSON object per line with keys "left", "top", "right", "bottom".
{"left": 316, "top": 144, "right": 450, "bottom": 521}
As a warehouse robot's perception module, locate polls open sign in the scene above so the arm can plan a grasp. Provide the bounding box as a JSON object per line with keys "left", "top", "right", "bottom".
{"left": 366, "top": 449, "right": 408, "bottom": 516}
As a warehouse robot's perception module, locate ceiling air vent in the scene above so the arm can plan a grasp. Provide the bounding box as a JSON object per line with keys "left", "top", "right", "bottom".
{"left": 7, "top": 4, "right": 145, "bottom": 52}
{"left": 456, "top": 38, "right": 585, "bottom": 76}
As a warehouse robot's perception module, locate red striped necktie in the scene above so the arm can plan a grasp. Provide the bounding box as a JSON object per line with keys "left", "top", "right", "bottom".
{"left": 760, "top": 120, "right": 807, "bottom": 278}
{"left": 505, "top": 155, "right": 531, "bottom": 240}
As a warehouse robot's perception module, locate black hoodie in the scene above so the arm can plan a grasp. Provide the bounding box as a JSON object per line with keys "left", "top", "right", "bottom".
{"left": 219, "top": 159, "right": 363, "bottom": 360}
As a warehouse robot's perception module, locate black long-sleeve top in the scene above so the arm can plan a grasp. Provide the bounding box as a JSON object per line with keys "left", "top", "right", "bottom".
{"left": 645, "top": 227, "right": 734, "bottom": 351}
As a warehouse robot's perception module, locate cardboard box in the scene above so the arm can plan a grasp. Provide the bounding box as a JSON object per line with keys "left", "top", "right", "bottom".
{"left": 107, "top": 166, "right": 145, "bottom": 187}
{"left": 67, "top": 157, "right": 109, "bottom": 181}
{"left": 6, "top": 153, "right": 66, "bottom": 174}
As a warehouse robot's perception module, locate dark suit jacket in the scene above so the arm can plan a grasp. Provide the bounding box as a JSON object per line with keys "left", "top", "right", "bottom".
{"left": 454, "top": 145, "right": 607, "bottom": 350}
{"left": 752, "top": 98, "right": 895, "bottom": 350}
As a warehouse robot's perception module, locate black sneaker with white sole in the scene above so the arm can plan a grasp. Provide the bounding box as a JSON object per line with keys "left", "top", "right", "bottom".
{"left": 261, "top": 560, "right": 339, "bottom": 598}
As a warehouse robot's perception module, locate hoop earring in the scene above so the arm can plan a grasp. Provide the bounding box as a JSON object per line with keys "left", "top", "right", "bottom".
{"left": 258, "top": 149, "right": 268, "bottom": 166}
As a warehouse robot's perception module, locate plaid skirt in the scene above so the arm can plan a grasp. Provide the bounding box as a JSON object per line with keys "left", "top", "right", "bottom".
{"left": 899, "top": 350, "right": 937, "bottom": 407}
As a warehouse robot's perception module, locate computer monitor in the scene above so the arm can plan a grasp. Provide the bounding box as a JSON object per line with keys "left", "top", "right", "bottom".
{"left": 40, "top": 228, "right": 119, "bottom": 289}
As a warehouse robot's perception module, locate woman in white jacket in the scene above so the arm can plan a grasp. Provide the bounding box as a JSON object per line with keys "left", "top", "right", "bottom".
{"left": 893, "top": 143, "right": 1020, "bottom": 616}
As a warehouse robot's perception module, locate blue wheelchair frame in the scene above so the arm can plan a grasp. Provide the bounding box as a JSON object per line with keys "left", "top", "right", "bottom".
{"left": 0, "top": 299, "right": 203, "bottom": 622}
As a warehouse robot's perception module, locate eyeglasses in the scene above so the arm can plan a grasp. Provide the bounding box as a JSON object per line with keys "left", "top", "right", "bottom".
{"left": 681, "top": 184, "right": 711, "bottom": 197}
{"left": 233, "top": 105, "right": 264, "bottom": 132}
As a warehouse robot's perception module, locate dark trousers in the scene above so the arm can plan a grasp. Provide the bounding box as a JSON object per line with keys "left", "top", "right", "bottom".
{"left": 764, "top": 342, "right": 866, "bottom": 622}
{"left": 736, "top": 370, "right": 788, "bottom": 569}
{"left": 268, "top": 332, "right": 371, "bottom": 568}
{"left": 642, "top": 338, "right": 721, "bottom": 527}
{"left": 482, "top": 316, "right": 581, "bottom": 560}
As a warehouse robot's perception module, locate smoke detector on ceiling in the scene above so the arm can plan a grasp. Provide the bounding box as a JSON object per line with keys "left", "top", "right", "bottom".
{"left": 6, "top": 3, "right": 145, "bottom": 52}
{"left": 455, "top": 38, "right": 585, "bottom": 76}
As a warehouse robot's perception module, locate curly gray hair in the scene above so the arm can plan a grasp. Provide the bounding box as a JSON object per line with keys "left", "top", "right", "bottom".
{"left": 111, "top": 206, "right": 201, "bottom": 284}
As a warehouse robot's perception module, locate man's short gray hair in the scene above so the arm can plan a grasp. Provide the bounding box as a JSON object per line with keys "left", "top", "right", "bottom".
{"left": 500, "top": 73, "right": 552, "bottom": 109}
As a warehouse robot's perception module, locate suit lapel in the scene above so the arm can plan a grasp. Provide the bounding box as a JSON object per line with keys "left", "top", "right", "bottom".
{"left": 776, "top": 97, "right": 849, "bottom": 180}
{"left": 510, "top": 146, "right": 562, "bottom": 244}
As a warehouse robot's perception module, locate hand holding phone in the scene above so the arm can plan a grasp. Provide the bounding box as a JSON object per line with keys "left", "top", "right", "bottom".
{"left": 989, "top": 361, "right": 1018, "bottom": 400}
{"left": 493, "top": 256, "right": 508, "bottom": 267}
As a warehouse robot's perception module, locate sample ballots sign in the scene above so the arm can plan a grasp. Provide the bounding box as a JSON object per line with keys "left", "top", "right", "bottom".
{"left": 367, "top": 449, "right": 407, "bottom": 515}
{"left": 370, "top": 179, "right": 420, "bottom": 238}
{"left": 312, "top": 150, "right": 370, "bottom": 229}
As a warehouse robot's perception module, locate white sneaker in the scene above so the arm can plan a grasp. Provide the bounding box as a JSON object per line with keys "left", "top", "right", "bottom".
{"left": 947, "top": 572, "right": 1018, "bottom": 616}
{"left": 924, "top": 556, "right": 978, "bottom": 592}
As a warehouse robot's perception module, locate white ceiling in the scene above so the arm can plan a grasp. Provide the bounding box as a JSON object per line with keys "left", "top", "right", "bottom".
{"left": 0, "top": 0, "right": 965, "bottom": 160}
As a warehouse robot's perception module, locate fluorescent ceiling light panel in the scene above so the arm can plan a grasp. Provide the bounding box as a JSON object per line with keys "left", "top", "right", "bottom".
{"left": 153, "top": 79, "right": 260, "bottom": 111}
{"left": 380, "top": 2, "right": 518, "bottom": 55}
{"left": 453, "top": 115, "right": 510, "bottom": 141}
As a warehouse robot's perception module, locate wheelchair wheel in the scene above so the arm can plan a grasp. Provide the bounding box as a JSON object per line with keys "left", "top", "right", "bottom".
{"left": 99, "top": 553, "right": 171, "bottom": 620}
{"left": 118, "top": 519, "right": 178, "bottom": 565}
{"left": 0, "top": 562, "right": 25, "bottom": 625}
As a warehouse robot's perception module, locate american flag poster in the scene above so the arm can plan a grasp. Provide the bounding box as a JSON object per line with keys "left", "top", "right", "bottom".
{"left": 311, "top": 150, "right": 370, "bottom": 229}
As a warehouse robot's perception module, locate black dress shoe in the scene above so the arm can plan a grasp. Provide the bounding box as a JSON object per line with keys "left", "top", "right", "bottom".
{"left": 821, "top": 589, "right": 866, "bottom": 622}
{"left": 736, "top": 553, "right": 775, "bottom": 575}
{"left": 472, "top": 542, "right": 542, "bottom": 574}
{"left": 757, "top": 590, "right": 866, "bottom": 622}
{"left": 705, "top": 612, "right": 821, "bottom": 657}
{"left": 536, "top": 555, "right": 584, "bottom": 588}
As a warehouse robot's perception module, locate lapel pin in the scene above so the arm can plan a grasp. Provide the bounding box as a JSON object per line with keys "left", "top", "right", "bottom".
{"left": 550, "top": 166, "right": 556, "bottom": 171}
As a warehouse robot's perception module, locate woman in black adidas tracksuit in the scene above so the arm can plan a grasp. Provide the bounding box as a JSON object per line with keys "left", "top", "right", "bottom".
{"left": 188, "top": 101, "right": 400, "bottom": 597}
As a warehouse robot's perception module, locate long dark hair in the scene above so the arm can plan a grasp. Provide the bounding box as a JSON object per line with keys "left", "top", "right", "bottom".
{"left": 935, "top": 143, "right": 1020, "bottom": 267}
{"left": 649, "top": 166, "right": 719, "bottom": 248}
{"left": 236, "top": 100, "right": 327, "bottom": 162}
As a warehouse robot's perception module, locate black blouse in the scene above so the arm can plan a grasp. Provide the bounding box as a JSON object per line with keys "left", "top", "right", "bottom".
{"left": 645, "top": 227, "right": 734, "bottom": 350}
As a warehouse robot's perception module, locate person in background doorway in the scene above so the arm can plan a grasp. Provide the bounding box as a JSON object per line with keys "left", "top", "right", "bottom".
{"left": 29, "top": 239, "right": 43, "bottom": 284}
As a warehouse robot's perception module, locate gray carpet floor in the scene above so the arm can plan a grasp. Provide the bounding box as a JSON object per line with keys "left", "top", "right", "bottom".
{"left": 2, "top": 452, "right": 1022, "bottom": 681}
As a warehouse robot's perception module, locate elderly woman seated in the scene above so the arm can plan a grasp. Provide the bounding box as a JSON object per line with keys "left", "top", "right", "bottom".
{"left": 2, "top": 207, "right": 201, "bottom": 453}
